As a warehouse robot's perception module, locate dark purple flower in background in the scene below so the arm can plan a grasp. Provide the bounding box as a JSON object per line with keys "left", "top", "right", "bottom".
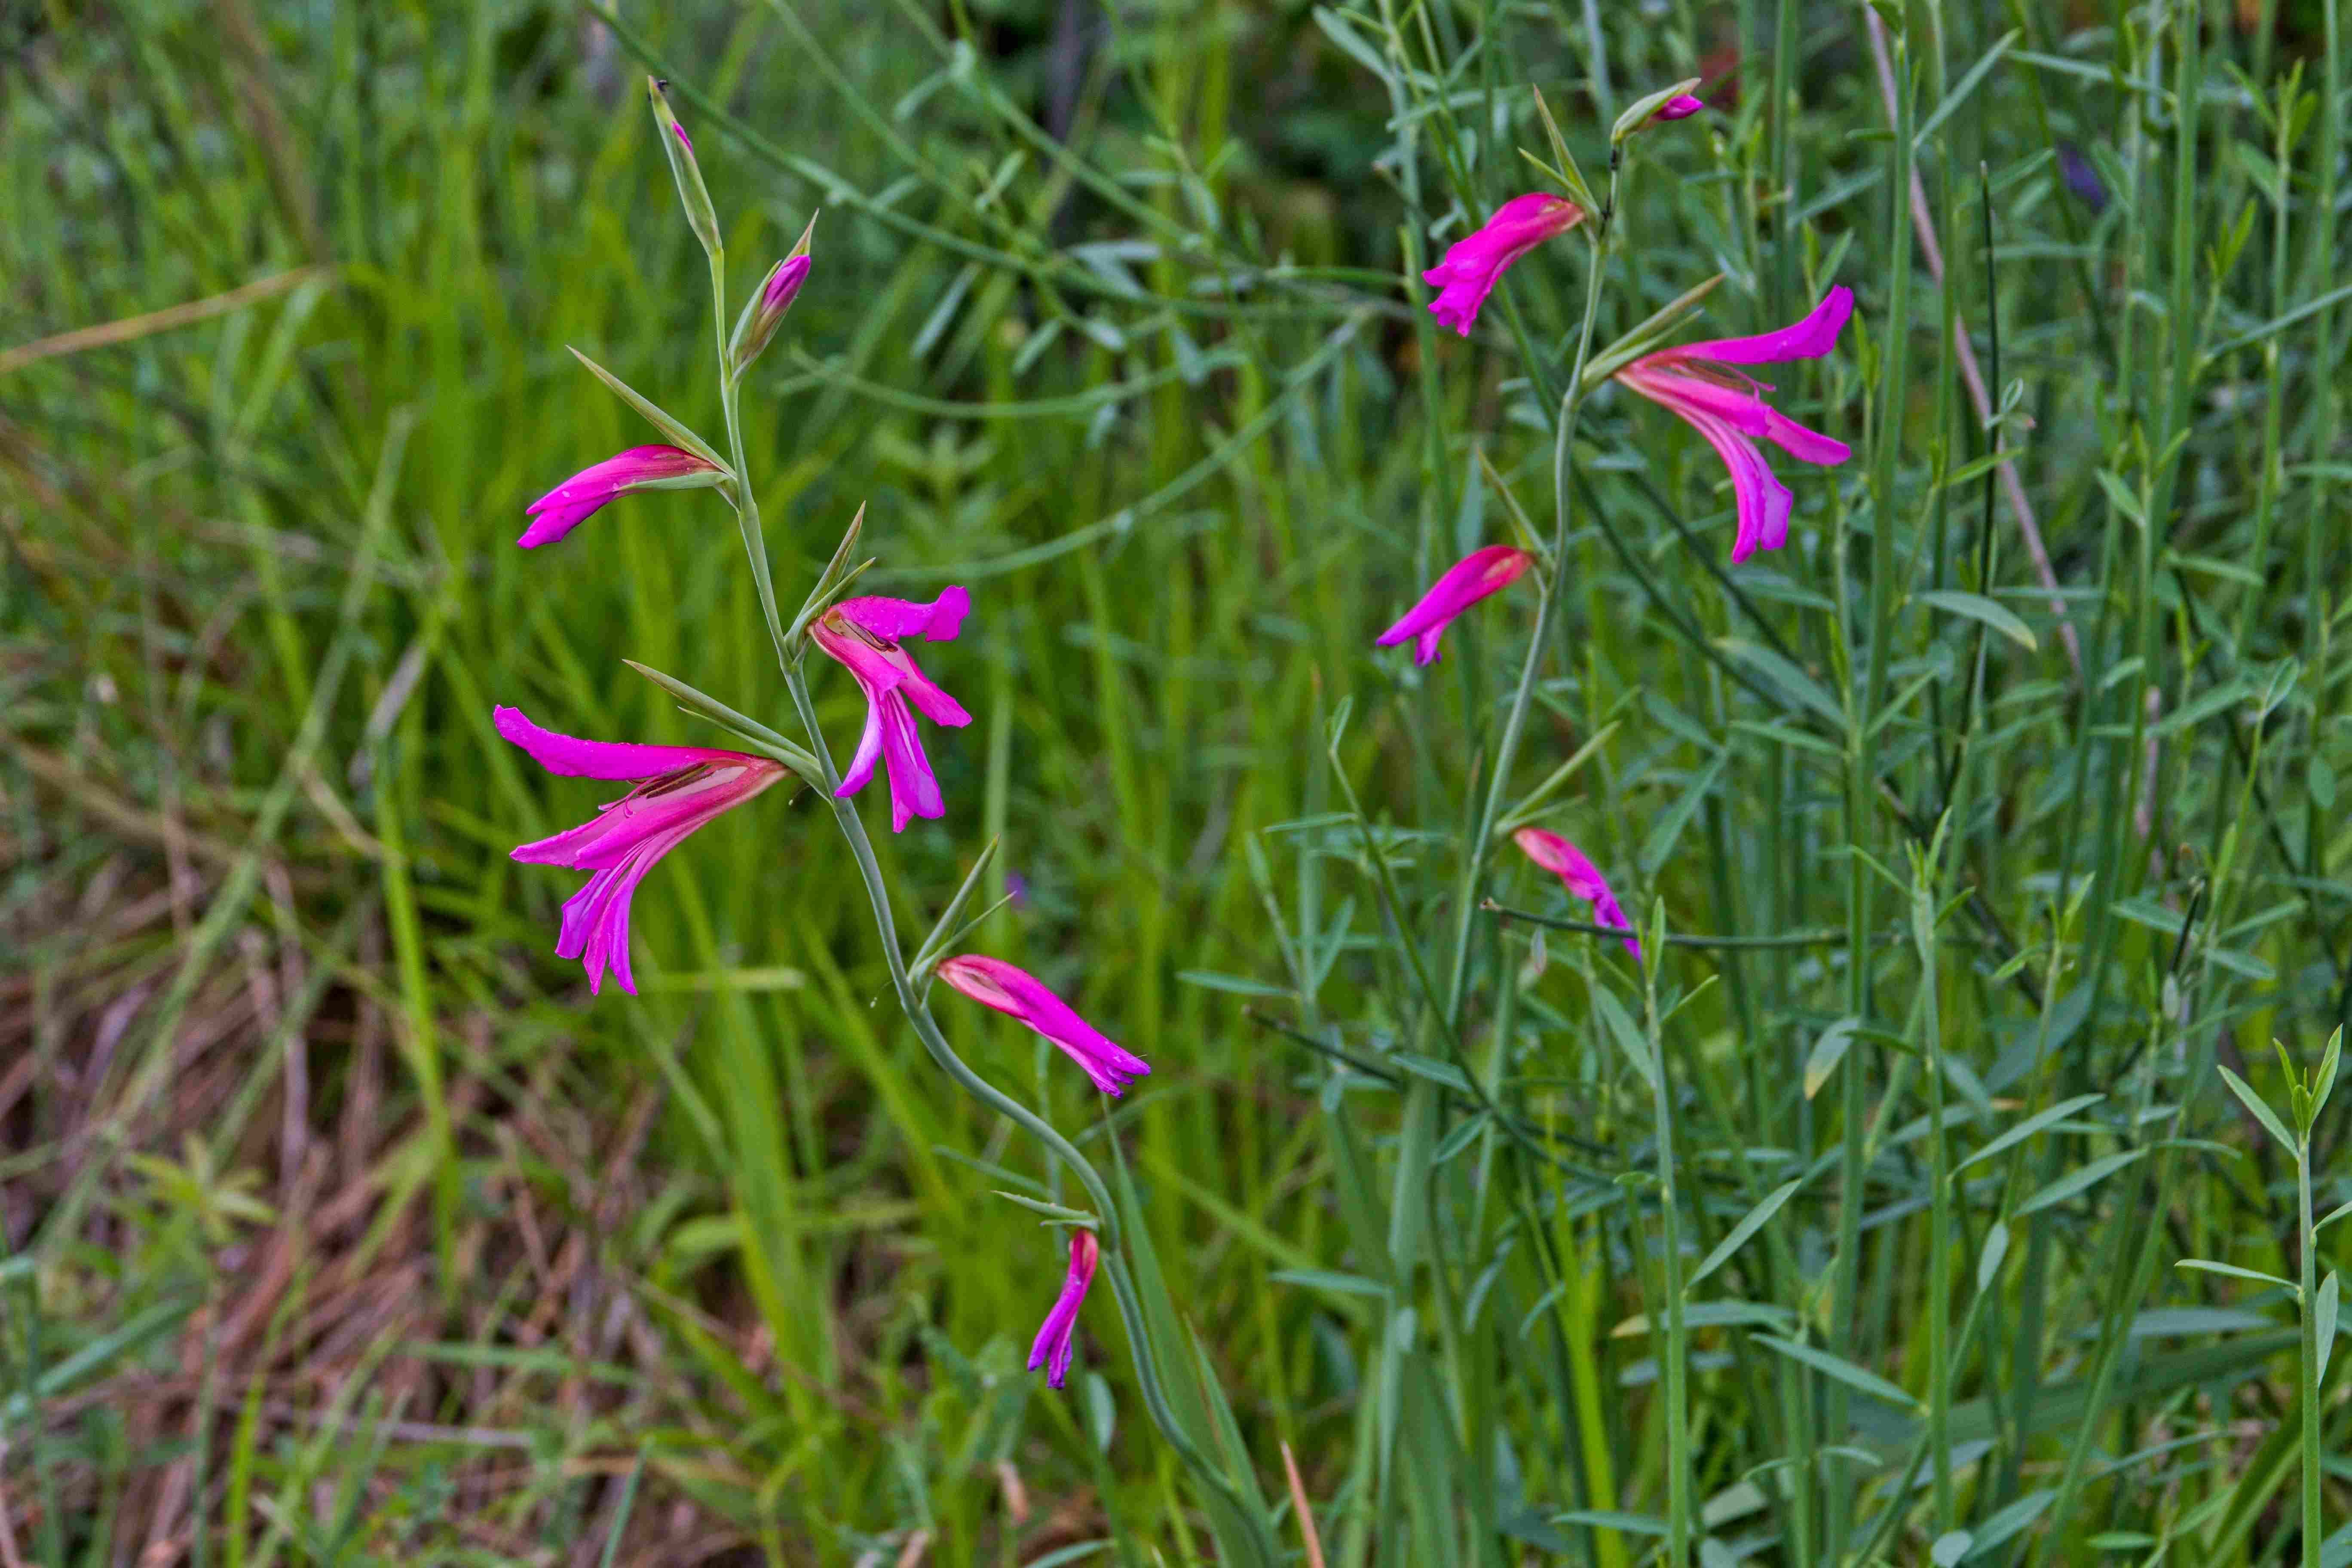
{"left": 2058, "top": 144, "right": 2107, "bottom": 213}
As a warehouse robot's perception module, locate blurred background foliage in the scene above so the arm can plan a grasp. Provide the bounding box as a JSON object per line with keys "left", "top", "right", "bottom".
{"left": 4, "top": 0, "right": 2350, "bottom": 1562}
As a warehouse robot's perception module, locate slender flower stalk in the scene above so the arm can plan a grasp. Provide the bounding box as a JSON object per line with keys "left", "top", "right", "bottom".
{"left": 936, "top": 955, "right": 1151, "bottom": 1095}
{"left": 1421, "top": 193, "right": 1586, "bottom": 336}
{"left": 613, "top": 88, "right": 1283, "bottom": 1559}
{"left": 518, "top": 446, "right": 726, "bottom": 548}
{"left": 808, "top": 588, "right": 973, "bottom": 831}
{"left": 495, "top": 706, "right": 789, "bottom": 995}
{"left": 1029, "top": 1230, "right": 1101, "bottom": 1387}
{"left": 1615, "top": 286, "right": 1856, "bottom": 562}
{"left": 1374, "top": 545, "right": 1535, "bottom": 665}
{"left": 1512, "top": 827, "right": 1637, "bottom": 953}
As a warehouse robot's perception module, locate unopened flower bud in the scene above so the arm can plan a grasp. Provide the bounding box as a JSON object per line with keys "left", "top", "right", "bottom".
{"left": 730, "top": 253, "right": 812, "bottom": 371}
{"left": 646, "top": 77, "right": 721, "bottom": 258}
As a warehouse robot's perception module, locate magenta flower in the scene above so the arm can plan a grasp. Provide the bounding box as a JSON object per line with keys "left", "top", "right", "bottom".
{"left": 496, "top": 706, "right": 789, "bottom": 996}
{"left": 762, "top": 254, "right": 810, "bottom": 311}
{"left": 1421, "top": 193, "right": 1586, "bottom": 336}
{"left": 809, "top": 588, "right": 972, "bottom": 832}
{"left": 519, "top": 445, "right": 724, "bottom": 549}
{"left": 1029, "top": 1230, "right": 1101, "bottom": 1388}
{"left": 935, "top": 955, "right": 1150, "bottom": 1095}
{"left": 1375, "top": 545, "right": 1535, "bottom": 665}
{"left": 1653, "top": 93, "right": 1705, "bottom": 121}
{"left": 1616, "top": 286, "right": 1855, "bottom": 563}
{"left": 1513, "top": 827, "right": 1638, "bottom": 956}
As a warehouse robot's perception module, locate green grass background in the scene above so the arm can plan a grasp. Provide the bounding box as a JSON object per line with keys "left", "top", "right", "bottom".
{"left": 5, "top": 0, "right": 2351, "bottom": 1562}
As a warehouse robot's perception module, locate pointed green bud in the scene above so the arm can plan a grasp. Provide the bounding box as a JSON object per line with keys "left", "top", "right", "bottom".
{"left": 646, "top": 77, "right": 721, "bottom": 258}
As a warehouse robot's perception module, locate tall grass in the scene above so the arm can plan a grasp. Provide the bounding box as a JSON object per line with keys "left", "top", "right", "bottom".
{"left": 4, "top": 0, "right": 2350, "bottom": 1562}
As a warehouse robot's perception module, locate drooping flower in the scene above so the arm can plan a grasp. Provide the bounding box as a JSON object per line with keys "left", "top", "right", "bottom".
{"left": 1513, "top": 827, "right": 1638, "bottom": 955}
{"left": 519, "top": 446, "right": 725, "bottom": 549}
{"left": 1421, "top": 193, "right": 1586, "bottom": 336}
{"left": 496, "top": 706, "right": 789, "bottom": 995}
{"left": 935, "top": 955, "right": 1150, "bottom": 1096}
{"left": 1615, "top": 286, "right": 1854, "bottom": 564}
{"left": 808, "top": 588, "right": 972, "bottom": 832}
{"left": 1029, "top": 1230, "right": 1101, "bottom": 1388}
{"left": 1375, "top": 545, "right": 1534, "bottom": 665}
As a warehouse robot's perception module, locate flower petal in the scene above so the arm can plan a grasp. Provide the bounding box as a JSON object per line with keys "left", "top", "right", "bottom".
{"left": 1374, "top": 545, "right": 1534, "bottom": 666}
{"left": 1666, "top": 285, "right": 1854, "bottom": 367}
{"left": 837, "top": 585, "right": 971, "bottom": 644}
{"left": 496, "top": 706, "right": 738, "bottom": 780}
{"left": 1420, "top": 194, "right": 1585, "bottom": 337}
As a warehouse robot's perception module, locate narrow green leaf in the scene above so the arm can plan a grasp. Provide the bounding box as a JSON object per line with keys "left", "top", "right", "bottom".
{"left": 2175, "top": 1259, "right": 2297, "bottom": 1293}
{"left": 1953, "top": 1093, "right": 2107, "bottom": 1175}
{"left": 1752, "top": 1335, "right": 1919, "bottom": 1410}
{"left": 2217, "top": 1064, "right": 2297, "bottom": 1152}
{"left": 1804, "top": 1017, "right": 1860, "bottom": 1100}
{"left": 1686, "top": 1179, "right": 1803, "bottom": 1293}
{"left": 2015, "top": 1149, "right": 2147, "bottom": 1216}
{"left": 567, "top": 347, "right": 731, "bottom": 470}
{"left": 1976, "top": 1222, "right": 2009, "bottom": 1293}
{"left": 1914, "top": 589, "right": 2037, "bottom": 652}
{"left": 2317, "top": 1272, "right": 2340, "bottom": 1386}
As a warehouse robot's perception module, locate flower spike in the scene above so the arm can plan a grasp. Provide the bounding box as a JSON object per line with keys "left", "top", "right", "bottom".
{"left": 1614, "top": 286, "right": 1855, "bottom": 563}
{"left": 935, "top": 955, "right": 1150, "bottom": 1096}
{"left": 496, "top": 707, "right": 789, "bottom": 995}
{"left": 1375, "top": 545, "right": 1534, "bottom": 665}
{"left": 1420, "top": 193, "right": 1586, "bottom": 337}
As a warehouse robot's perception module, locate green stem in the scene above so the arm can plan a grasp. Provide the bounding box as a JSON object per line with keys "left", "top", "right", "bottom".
{"left": 1440, "top": 155, "right": 1624, "bottom": 1021}
{"left": 1644, "top": 941, "right": 1694, "bottom": 1564}
{"left": 702, "top": 239, "right": 1272, "bottom": 1565}
{"left": 2300, "top": 1135, "right": 2320, "bottom": 1565}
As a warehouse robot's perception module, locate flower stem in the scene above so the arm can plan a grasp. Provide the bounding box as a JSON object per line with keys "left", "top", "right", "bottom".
{"left": 1440, "top": 153, "right": 1624, "bottom": 1021}
{"left": 699, "top": 242, "right": 1273, "bottom": 1564}
{"left": 2300, "top": 1132, "right": 2320, "bottom": 1565}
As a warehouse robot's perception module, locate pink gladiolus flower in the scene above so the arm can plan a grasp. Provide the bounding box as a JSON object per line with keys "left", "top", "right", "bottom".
{"left": 1421, "top": 193, "right": 1586, "bottom": 336}
{"left": 1375, "top": 545, "right": 1534, "bottom": 665}
{"left": 935, "top": 955, "right": 1151, "bottom": 1095}
{"left": 1654, "top": 93, "right": 1705, "bottom": 121}
{"left": 519, "top": 445, "right": 723, "bottom": 549}
{"left": 1029, "top": 1230, "right": 1100, "bottom": 1388}
{"left": 1616, "top": 286, "right": 1854, "bottom": 564}
{"left": 809, "top": 588, "right": 972, "bottom": 831}
{"left": 496, "top": 706, "right": 789, "bottom": 995}
{"left": 1513, "top": 827, "right": 1638, "bottom": 955}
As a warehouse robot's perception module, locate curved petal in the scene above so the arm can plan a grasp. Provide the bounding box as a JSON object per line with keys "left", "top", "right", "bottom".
{"left": 1421, "top": 194, "right": 1584, "bottom": 337}
{"left": 496, "top": 706, "right": 738, "bottom": 780}
{"left": 875, "top": 691, "right": 944, "bottom": 830}
{"left": 1511, "top": 827, "right": 1639, "bottom": 955}
{"left": 1678, "top": 405, "right": 1793, "bottom": 561}
{"left": 837, "top": 585, "right": 971, "bottom": 643}
{"left": 1374, "top": 545, "right": 1534, "bottom": 665}
{"left": 1666, "top": 285, "right": 1853, "bottom": 367}
{"left": 937, "top": 956, "right": 1151, "bottom": 1094}
{"left": 1761, "top": 407, "right": 1852, "bottom": 466}
{"left": 835, "top": 689, "right": 886, "bottom": 799}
